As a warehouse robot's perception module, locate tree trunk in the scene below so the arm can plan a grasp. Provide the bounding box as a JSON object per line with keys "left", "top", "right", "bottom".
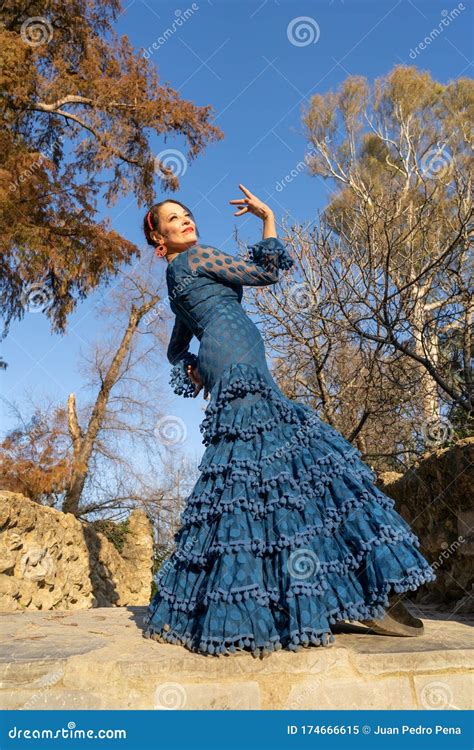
{"left": 62, "top": 298, "right": 158, "bottom": 515}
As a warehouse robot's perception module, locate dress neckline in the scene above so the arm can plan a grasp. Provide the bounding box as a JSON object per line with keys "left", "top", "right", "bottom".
{"left": 167, "top": 242, "right": 198, "bottom": 267}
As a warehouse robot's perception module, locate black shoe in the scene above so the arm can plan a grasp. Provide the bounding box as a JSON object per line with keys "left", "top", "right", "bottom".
{"left": 360, "top": 594, "right": 425, "bottom": 637}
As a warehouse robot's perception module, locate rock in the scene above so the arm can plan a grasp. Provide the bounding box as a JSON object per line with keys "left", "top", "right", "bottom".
{"left": 456, "top": 584, "right": 474, "bottom": 614}
{"left": 377, "top": 437, "right": 474, "bottom": 607}
{"left": 0, "top": 605, "right": 472, "bottom": 710}
{"left": 0, "top": 492, "right": 153, "bottom": 611}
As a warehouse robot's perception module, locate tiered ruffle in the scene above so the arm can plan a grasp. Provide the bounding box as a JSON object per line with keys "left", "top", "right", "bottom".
{"left": 143, "top": 362, "right": 436, "bottom": 657}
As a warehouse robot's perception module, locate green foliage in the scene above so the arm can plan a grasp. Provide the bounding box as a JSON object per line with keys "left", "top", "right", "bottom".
{"left": 447, "top": 404, "right": 474, "bottom": 440}
{"left": 91, "top": 517, "right": 130, "bottom": 554}
{"left": 150, "top": 542, "right": 173, "bottom": 598}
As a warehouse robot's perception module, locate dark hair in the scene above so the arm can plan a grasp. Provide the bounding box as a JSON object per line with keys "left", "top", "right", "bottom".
{"left": 143, "top": 200, "right": 200, "bottom": 248}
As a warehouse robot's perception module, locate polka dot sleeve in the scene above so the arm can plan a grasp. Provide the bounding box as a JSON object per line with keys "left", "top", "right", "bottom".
{"left": 188, "top": 237, "right": 293, "bottom": 287}
{"left": 167, "top": 315, "right": 194, "bottom": 365}
{"left": 167, "top": 315, "right": 198, "bottom": 398}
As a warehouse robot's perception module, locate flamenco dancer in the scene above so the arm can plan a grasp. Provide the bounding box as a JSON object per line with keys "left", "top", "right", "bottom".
{"left": 142, "top": 185, "right": 435, "bottom": 659}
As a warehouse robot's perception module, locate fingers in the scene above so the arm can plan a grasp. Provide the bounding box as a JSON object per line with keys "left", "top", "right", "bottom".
{"left": 230, "top": 186, "right": 268, "bottom": 219}
{"left": 187, "top": 364, "right": 200, "bottom": 387}
{"left": 238, "top": 183, "right": 254, "bottom": 198}
{"left": 186, "top": 363, "right": 206, "bottom": 397}
{"left": 185, "top": 359, "right": 209, "bottom": 400}
{"left": 229, "top": 199, "right": 249, "bottom": 215}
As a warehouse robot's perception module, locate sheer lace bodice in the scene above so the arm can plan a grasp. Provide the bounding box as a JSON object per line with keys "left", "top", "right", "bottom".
{"left": 165, "top": 237, "right": 294, "bottom": 396}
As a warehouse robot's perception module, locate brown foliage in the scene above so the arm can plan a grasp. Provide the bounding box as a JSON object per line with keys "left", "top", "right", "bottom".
{"left": 0, "top": 0, "right": 223, "bottom": 336}
{"left": 0, "top": 407, "right": 71, "bottom": 502}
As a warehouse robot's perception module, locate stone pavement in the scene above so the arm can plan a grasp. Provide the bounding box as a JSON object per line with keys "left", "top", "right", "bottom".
{"left": 1, "top": 605, "right": 472, "bottom": 710}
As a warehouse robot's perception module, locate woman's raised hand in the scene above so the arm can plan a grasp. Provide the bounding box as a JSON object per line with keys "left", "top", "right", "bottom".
{"left": 186, "top": 363, "right": 209, "bottom": 399}
{"left": 229, "top": 184, "right": 273, "bottom": 220}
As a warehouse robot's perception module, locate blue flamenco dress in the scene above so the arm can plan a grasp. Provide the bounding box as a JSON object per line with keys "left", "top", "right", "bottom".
{"left": 142, "top": 237, "right": 435, "bottom": 657}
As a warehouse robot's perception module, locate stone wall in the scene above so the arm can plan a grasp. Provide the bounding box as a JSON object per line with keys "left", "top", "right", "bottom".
{"left": 377, "top": 437, "right": 473, "bottom": 610}
{"left": 0, "top": 492, "right": 153, "bottom": 611}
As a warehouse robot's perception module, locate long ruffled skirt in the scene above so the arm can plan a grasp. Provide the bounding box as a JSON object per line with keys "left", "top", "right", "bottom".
{"left": 142, "top": 362, "right": 435, "bottom": 657}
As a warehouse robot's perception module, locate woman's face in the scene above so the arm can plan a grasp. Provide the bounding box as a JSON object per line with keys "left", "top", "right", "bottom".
{"left": 156, "top": 202, "right": 198, "bottom": 250}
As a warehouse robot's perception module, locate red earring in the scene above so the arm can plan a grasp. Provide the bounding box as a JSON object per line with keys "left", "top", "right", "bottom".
{"left": 155, "top": 244, "right": 167, "bottom": 258}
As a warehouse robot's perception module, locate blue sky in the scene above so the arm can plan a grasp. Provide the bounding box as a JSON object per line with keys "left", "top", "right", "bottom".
{"left": 2, "top": 0, "right": 472, "bottom": 468}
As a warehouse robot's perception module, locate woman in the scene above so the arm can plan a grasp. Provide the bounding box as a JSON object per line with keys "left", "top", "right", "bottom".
{"left": 142, "top": 185, "right": 435, "bottom": 658}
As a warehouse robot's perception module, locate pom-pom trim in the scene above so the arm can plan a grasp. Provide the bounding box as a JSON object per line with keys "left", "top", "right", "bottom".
{"left": 246, "top": 236, "right": 294, "bottom": 271}
{"left": 169, "top": 353, "right": 199, "bottom": 398}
